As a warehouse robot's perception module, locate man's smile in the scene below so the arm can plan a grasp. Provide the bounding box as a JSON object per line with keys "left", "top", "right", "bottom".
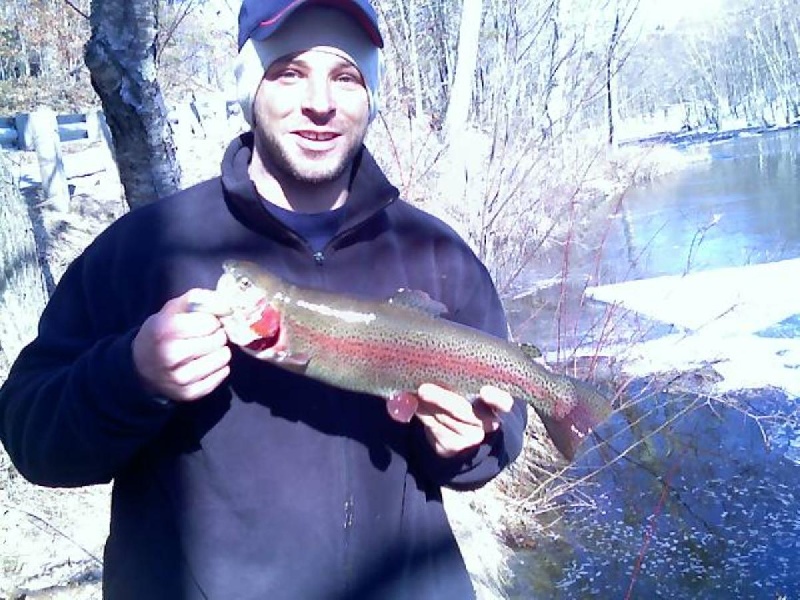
{"left": 294, "top": 130, "right": 339, "bottom": 141}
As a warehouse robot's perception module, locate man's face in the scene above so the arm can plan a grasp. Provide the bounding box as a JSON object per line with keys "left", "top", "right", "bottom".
{"left": 251, "top": 48, "right": 370, "bottom": 185}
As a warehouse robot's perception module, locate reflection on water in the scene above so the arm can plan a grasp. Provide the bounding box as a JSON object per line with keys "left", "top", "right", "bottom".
{"left": 564, "top": 127, "right": 800, "bottom": 285}
{"left": 510, "top": 128, "right": 800, "bottom": 353}
{"left": 509, "top": 383, "right": 800, "bottom": 598}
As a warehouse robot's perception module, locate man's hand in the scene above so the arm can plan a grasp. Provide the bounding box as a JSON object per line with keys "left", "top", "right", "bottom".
{"left": 132, "top": 290, "right": 232, "bottom": 402}
{"left": 415, "top": 384, "right": 514, "bottom": 458}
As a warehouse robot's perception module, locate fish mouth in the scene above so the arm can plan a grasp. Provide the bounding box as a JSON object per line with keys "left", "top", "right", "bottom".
{"left": 245, "top": 330, "right": 279, "bottom": 353}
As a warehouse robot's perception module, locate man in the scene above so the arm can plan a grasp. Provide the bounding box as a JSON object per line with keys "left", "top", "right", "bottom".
{"left": 0, "top": 0, "right": 527, "bottom": 598}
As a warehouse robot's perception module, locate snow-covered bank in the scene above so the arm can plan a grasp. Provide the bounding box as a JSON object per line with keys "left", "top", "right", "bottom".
{"left": 582, "top": 258, "right": 800, "bottom": 397}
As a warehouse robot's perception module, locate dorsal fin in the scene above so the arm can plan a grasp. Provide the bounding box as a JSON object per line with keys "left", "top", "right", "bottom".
{"left": 388, "top": 289, "right": 448, "bottom": 317}
{"left": 519, "top": 342, "right": 542, "bottom": 361}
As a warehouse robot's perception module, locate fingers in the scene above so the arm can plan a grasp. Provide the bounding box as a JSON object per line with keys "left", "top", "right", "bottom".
{"left": 417, "top": 384, "right": 482, "bottom": 426}
{"left": 415, "top": 384, "right": 513, "bottom": 458}
{"left": 185, "top": 288, "right": 233, "bottom": 317}
{"left": 167, "top": 346, "right": 232, "bottom": 399}
{"left": 479, "top": 385, "right": 514, "bottom": 413}
{"left": 133, "top": 289, "right": 233, "bottom": 402}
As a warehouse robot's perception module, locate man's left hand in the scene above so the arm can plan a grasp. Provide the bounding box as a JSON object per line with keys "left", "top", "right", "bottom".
{"left": 415, "top": 384, "right": 514, "bottom": 458}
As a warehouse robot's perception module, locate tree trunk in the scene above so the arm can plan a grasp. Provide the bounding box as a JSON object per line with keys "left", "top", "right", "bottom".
{"left": 443, "top": 0, "right": 483, "bottom": 137}
{"left": 606, "top": 11, "right": 620, "bottom": 146}
{"left": 85, "top": 0, "right": 181, "bottom": 209}
{"left": 398, "top": 0, "right": 424, "bottom": 117}
{"left": 0, "top": 153, "right": 48, "bottom": 379}
{"left": 440, "top": 0, "right": 484, "bottom": 204}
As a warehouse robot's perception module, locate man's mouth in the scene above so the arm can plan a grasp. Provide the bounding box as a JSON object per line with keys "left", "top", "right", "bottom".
{"left": 296, "top": 131, "right": 338, "bottom": 142}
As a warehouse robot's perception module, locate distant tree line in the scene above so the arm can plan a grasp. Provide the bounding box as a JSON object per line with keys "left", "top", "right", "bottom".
{"left": 0, "top": 0, "right": 237, "bottom": 113}
{"left": 618, "top": 0, "right": 800, "bottom": 129}
{"left": 2, "top": 1, "right": 798, "bottom": 131}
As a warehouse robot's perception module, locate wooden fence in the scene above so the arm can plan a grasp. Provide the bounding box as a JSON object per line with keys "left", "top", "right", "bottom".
{"left": 0, "top": 99, "right": 242, "bottom": 211}
{"left": 0, "top": 110, "right": 110, "bottom": 151}
{"left": 0, "top": 99, "right": 241, "bottom": 151}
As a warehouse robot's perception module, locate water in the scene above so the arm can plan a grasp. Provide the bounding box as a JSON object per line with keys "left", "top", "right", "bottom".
{"left": 590, "top": 127, "right": 800, "bottom": 283}
{"left": 508, "top": 128, "right": 800, "bottom": 597}
{"left": 508, "top": 384, "right": 800, "bottom": 599}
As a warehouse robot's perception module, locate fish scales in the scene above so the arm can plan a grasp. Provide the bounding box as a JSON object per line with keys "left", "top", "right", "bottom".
{"left": 279, "top": 297, "right": 572, "bottom": 415}
{"left": 216, "top": 260, "right": 612, "bottom": 460}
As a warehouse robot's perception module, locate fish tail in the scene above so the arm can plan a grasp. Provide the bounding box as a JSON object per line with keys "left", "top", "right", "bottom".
{"left": 535, "top": 376, "right": 612, "bottom": 461}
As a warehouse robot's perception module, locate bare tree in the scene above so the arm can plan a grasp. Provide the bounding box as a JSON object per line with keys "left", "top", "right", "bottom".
{"left": 85, "top": 0, "right": 181, "bottom": 209}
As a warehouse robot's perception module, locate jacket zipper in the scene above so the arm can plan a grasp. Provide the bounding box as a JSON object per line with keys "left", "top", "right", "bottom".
{"left": 293, "top": 197, "right": 394, "bottom": 595}
{"left": 302, "top": 241, "right": 353, "bottom": 595}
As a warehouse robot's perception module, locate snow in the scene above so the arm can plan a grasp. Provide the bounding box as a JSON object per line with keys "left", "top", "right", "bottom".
{"left": 582, "top": 258, "right": 800, "bottom": 397}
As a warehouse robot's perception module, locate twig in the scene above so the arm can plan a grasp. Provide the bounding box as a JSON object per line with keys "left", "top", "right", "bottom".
{"left": 625, "top": 460, "right": 680, "bottom": 600}
{"left": 61, "top": 0, "right": 89, "bottom": 20}
{"left": 1, "top": 501, "right": 103, "bottom": 565}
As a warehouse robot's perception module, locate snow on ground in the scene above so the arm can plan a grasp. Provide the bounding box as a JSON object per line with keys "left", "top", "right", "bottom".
{"left": 583, "top": 258, "right": 800, "bottom": 397}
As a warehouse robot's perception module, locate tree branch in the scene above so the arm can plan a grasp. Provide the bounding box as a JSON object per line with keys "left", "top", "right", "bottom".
{"left": 62, "top": 0, "right": 90, "bottom": 20}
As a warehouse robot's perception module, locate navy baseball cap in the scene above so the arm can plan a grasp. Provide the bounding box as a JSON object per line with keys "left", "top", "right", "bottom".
{"left": 237, "top": 0, "right": 384, "bottom": 51}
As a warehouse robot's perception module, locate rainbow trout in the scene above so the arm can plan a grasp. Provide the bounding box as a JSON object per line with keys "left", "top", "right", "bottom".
{"left": 214, "top": 260, "right": 611, "bottom": 460}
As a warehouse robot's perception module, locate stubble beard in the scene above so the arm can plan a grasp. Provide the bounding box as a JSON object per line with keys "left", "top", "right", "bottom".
{"left": 256, "top": 126, "right": 366, "bottom": 185}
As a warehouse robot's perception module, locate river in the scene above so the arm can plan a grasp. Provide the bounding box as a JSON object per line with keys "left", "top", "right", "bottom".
{"left": 506, "top": 127, "right": 800, "bottom": 598}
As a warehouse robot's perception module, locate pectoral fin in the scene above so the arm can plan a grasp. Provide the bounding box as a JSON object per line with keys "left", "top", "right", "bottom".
{"left": 387, "top": 391, "right": 420, "bottom": 423}
{"left": 272, "top": 351, "right": 310, "bottom": 373}
{"left": 243, "top": 348, "right": 309, "bottom": 372}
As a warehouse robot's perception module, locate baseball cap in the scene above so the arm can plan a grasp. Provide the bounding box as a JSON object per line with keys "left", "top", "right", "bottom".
{"left": 234, "top": 4, "right": 384, "bottom": 125}
{"left": 237, "top": 0, "right": 384, "bottom": 51}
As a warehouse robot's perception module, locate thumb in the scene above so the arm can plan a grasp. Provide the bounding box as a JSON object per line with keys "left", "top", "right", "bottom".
{"left": 182, "top": 289, "right": 233, "bottom": 316}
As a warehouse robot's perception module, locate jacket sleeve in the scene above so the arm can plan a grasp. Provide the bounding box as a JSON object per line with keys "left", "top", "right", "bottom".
{"left": 0, "top": 248, "right": 175, "bottom": 488}
{"left": 411, "top": 255, "right": 528, "bottom": 491}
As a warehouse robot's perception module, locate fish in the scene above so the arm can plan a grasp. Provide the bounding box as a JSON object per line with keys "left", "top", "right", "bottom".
{"left": 212, "top": 260, "right": 612, "bottom": 461}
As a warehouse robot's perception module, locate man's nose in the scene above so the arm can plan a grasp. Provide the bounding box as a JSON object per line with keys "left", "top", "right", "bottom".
{"left": 302, "top": 76, "right": 335, "bottom": 117}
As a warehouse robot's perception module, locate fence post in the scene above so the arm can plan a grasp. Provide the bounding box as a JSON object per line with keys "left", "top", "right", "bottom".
{"left": 14, "top": 113, "right": 34, "bottom": 151}
{"left": 30, "top": 107, "right": 70, "bottom": 212}
{"left": 85, "top": 108, "right": 120, "bottom": 181}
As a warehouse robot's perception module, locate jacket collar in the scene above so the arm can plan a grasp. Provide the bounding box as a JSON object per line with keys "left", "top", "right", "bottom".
{"left": 221, "top": 132, "right": 399, "bottom": 246}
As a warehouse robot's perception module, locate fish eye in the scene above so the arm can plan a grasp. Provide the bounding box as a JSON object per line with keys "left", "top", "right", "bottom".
{"left": 240, "top": 277, "right": 253, "bottom": 290}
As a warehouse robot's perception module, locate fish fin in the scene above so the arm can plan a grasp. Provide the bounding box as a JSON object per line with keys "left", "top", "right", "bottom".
{"left": 239, "top": 347, "right": 309, "bottom": 373}
{"left": 536, "top": 407, "right": 588, "bottom": 462}
{"left": 535, "top": 377, "right": 613, "bottom": 461}
{"left": 387, "top": 391, "right": 420, "bottom": 423}
{"left": 519, "top": 342, "right": 542, "bottom": 361}
{"left": 388, "top": 289, "right": 448, "bottom": 317}
{"left": 271, "top": 351, "right": 310, "bottom": 373}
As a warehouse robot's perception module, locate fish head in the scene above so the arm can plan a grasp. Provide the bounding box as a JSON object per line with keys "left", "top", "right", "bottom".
{"left": 217, "top": 260, "right": 284, "bottom": 355}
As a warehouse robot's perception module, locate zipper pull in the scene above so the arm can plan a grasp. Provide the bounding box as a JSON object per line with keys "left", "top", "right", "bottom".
{"left": 312, "top": 251, "right": 325, "bottom": 266}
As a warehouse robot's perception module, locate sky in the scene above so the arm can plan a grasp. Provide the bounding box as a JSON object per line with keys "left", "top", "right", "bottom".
{"left": 636, "top": 0, "right": 726, "bottom": 30}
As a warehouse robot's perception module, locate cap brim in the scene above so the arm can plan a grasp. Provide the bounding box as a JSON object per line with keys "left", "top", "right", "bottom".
{"left": 251, "top": 0, "right": 384, "bottom": 48}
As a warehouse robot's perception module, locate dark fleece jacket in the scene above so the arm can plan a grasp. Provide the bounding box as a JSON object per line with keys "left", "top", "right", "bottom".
{"left": 0, "top": 134, "right": 527, "bottom": 599}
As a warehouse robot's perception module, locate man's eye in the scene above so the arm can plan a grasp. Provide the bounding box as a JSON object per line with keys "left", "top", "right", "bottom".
{"left": 336, "top": 72, "right": 362, "bottom": 85}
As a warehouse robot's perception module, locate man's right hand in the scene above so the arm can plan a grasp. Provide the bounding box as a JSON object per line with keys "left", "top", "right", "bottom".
{"left": 132, "top": 290, "right": 232, "bottom": 402}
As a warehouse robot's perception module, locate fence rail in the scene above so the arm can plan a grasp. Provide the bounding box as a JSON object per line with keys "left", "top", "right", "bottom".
{"left": 0, "top": 111, "right": 109, "bottom": 151}
{"left": 1, "top": 99, "right": 242, "bottom": 210}
{"left": 0, "top": 99, "right": 241, "bottom": 151}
